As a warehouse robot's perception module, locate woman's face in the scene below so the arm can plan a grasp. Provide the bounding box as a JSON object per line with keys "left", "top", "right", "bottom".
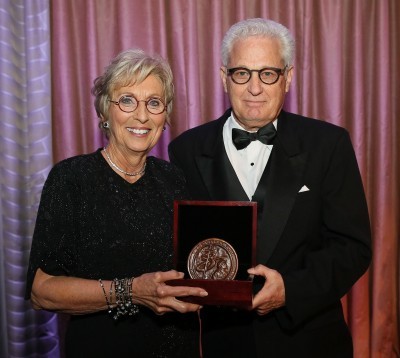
{"left": 107, "top": 75, "right": 167, "bottom": 155}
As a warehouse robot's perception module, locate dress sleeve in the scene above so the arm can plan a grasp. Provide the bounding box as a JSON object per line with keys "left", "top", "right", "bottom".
{"left": 25, "top": 163, "right": 79, "bottom": 299}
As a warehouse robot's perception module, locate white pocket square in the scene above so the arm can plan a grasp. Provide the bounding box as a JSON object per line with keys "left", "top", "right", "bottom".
{"left": 298, "top": 185, "right": 310, "bottom": 193}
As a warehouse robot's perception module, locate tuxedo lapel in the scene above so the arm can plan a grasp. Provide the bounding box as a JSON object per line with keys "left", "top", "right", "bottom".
{"left": 194, "top": 110, "right": 248, "bottom": 201}
{"left": 195, "top": 139, "right": 248, "bottom": 201}
{"left": 256, "top": 113, "right": 308, "bottom": 263}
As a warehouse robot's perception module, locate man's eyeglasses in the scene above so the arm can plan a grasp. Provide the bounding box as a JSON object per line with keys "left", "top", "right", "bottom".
{"left": 227, "top": 66, "right": 287, "bottom": 85}
{"left": 108, "top": 95, "right": 166, "bottom": 115}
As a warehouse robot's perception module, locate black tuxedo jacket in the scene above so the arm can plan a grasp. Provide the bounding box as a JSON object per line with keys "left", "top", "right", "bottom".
{"left": 168, "top": 109, "right": 371, "bottom": 357}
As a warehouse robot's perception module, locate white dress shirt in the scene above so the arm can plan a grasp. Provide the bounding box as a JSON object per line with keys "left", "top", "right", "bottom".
{"left": 223, "top": 113, "right": 277, "bottom": 200}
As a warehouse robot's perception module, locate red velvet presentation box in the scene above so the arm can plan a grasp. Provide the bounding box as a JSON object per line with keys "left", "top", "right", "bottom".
{"left": 167, "top": 200, "right": 257, "bottom": 309}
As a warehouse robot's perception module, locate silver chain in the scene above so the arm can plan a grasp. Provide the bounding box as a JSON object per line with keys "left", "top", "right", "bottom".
{"left": 103, "top": 147, "right": 146, "bottom": 177}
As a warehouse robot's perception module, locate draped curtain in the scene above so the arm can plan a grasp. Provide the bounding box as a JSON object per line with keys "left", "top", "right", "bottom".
{"left": 0, "top": 0, "right": 59, "bottom": 357}
{"left": 0, "top": 0, "right": 398, "bottom": 357}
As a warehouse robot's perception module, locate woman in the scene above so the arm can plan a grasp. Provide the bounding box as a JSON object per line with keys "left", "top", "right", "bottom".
{"left": 25, "top": 49, "right": 207, "bottom": 357}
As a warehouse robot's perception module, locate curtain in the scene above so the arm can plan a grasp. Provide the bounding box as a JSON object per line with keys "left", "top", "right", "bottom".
{"left": 0, "top": 0, "right": 398, "bottom": 357}
{"left": 0, "top": 0, "right": 60, "bottom": 357}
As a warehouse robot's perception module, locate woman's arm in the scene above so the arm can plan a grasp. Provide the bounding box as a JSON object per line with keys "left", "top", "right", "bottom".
{"left": 31, "top": 268, "right": 207, "bottom": 315}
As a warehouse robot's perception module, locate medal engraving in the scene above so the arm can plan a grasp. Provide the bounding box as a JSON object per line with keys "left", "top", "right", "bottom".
{"left": 187, "top": 238, "right": 238, "bottom": 280}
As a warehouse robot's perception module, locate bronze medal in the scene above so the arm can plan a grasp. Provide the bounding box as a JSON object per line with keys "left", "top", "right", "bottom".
{"left": 187, "top": 238, "right": 238, "bottom": 280}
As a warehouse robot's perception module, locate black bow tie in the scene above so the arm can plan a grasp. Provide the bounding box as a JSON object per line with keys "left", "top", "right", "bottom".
{"left": 232, "top": 122, "right": 277, "bottom": 150}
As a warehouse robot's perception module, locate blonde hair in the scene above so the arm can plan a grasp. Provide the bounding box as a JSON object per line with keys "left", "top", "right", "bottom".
{"left": 91, "top": 49, "right": 174, "bottom": 136}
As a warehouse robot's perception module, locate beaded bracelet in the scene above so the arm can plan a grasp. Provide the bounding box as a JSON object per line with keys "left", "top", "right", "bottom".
{"left": 98, "top": 279, "right": 113, "bottom": 313}
{"left": 99, "top": 277, "right": 139, "bottom": 320}
{"left": 113, "top": 277, "right": 139, "bottom": 320}
{"left": 108, "top": 279, "right": 114, "bottom": 313}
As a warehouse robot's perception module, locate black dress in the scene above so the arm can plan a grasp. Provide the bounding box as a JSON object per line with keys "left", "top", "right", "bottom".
{"left": 25, "top": 149, "right": 199, "bottom": 358}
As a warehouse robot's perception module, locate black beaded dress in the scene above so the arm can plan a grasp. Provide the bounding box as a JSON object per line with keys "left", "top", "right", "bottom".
{"left": 25, "top": 149, "right": 198, "bottom": 358}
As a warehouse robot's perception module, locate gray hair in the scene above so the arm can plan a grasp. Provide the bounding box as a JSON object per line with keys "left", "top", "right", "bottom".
{"left": 221, "top": 18, "right": 295, "bottom": 67}
{"left": 91, "top": 48, "right": 174, "bottom": 135}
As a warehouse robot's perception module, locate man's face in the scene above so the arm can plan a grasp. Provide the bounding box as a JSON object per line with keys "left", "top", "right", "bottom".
{"left": 221, "top": 36, "right": 293, "bottom": 131}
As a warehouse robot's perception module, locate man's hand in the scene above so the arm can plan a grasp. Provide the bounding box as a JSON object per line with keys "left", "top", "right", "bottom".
{"left": 247, "top": 265, "right": 285, "bottom": 315}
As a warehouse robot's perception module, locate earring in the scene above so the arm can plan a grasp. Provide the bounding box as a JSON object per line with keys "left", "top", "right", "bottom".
{"left": 103, "top": 121, "right": 110, "bottom": 129}
{"left": 162, "top": 126, "right": 166, "bottom": 131}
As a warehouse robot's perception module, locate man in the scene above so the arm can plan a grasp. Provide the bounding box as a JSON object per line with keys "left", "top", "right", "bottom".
{"left": 168, "top": 18, "right": 371, "bottom": 357}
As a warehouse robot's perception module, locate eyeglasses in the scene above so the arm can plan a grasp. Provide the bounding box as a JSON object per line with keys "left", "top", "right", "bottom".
{"left": 227, "top": 66, "right": 287, "bottom": 85}
{"left": 108, "top": 95, "right": 166, "bottom": 115}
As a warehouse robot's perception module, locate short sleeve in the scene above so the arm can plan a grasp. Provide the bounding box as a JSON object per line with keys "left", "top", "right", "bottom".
{"left": 25, "top": 162, "right": 79, "bottom": 299}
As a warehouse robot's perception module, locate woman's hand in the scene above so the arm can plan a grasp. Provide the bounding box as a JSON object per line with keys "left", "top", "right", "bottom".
{"left": 132, "top": 270, "right": 208, "bottom": 315}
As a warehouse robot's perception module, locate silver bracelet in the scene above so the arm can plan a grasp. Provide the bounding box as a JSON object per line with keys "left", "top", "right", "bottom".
{"left": 112, "top": 277, "right": 139, "bottom": 320}
{"left": 98, "top": 279, "right": 113, "bottom": 313}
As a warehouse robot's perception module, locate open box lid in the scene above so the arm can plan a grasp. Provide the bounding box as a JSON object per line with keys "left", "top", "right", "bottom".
{"left": 173, "top": 200, "right": 257, "bottom": 279}
{"left": 168, "top": 200, "right": 258, "bottom": 308}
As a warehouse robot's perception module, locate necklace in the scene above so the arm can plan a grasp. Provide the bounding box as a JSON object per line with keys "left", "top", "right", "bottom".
{"left": 103, "top": 147, "right": 146, "bottom": 177}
